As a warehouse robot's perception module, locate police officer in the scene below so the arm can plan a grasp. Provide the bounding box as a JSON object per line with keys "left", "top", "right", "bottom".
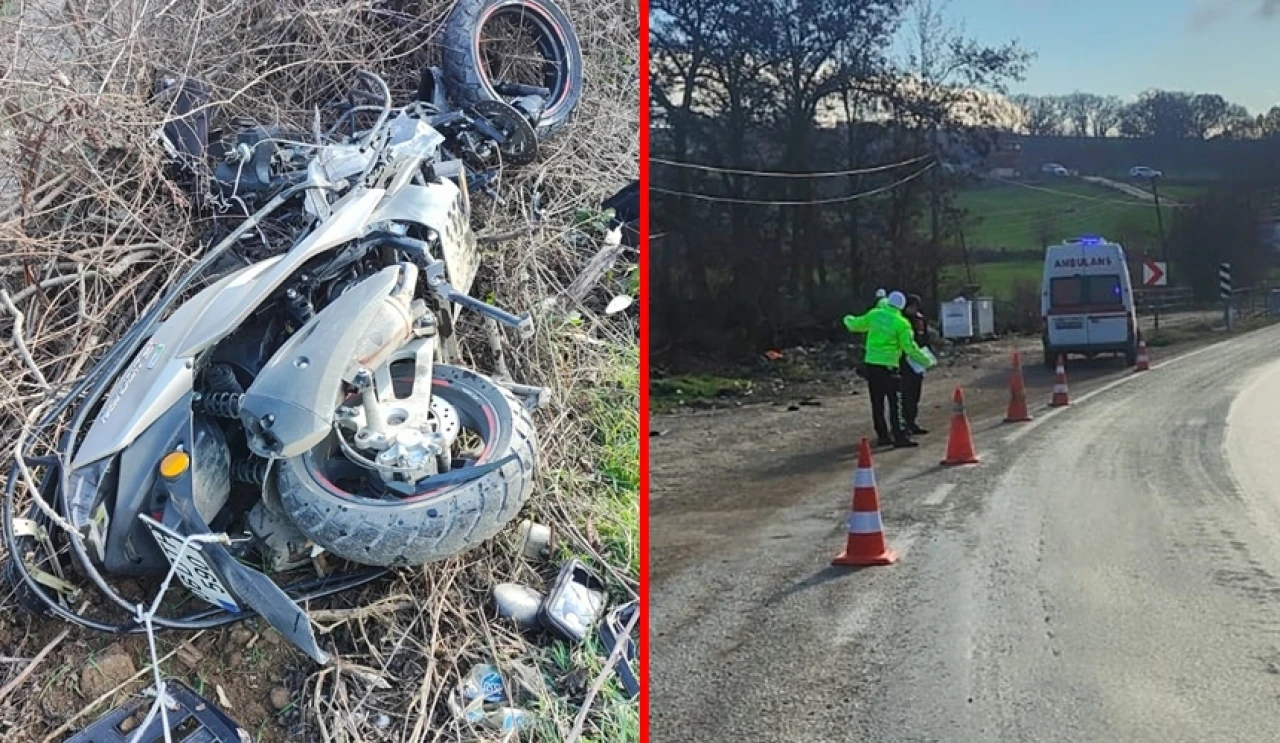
{"left": 899, "top": 293, "right": 931, "bottom": 436}
{"left": 843, "top": 291, "right": 936, "bottom": 448}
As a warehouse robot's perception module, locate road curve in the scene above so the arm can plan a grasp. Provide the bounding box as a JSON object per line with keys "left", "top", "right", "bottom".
{"left": 652, "top": 324, "right": 1280, "bottom": 742}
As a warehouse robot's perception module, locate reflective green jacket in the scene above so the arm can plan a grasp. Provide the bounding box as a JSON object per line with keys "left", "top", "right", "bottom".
{"left": 842, "top": 300, "right": 934, "bottom": 369}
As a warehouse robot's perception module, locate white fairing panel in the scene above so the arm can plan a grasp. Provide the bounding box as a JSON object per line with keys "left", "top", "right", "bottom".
{"left": 71, "top": 186, "right": 387, "bottom": 469}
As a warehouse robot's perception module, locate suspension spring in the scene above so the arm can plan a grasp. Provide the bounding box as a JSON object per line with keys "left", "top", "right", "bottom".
{"left": 195, "top": 391, "right": 244, "bottom": 418}
{"left": 231, "top": 457, "right": 271, "bottom": 485}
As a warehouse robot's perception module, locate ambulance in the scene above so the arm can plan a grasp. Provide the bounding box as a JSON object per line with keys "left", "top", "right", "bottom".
{"left": 1040, "top": 235, "right": 1139, "bottom": 368}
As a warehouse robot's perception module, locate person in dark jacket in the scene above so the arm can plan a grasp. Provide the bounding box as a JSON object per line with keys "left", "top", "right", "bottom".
{"left": 899, "top": 293, "right": 931, "bottom": 435}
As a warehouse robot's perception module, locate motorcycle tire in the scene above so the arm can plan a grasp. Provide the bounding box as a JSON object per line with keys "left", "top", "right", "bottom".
{"left": 276, "top": 364, "right": 537, "bottom": 568}
{"left": 440, "top": 0, "right": 584, "bottom": 139}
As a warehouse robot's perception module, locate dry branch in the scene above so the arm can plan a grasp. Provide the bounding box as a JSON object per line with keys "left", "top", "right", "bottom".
{"left": 0, "top": 0, "right": 638, "bottom": 739}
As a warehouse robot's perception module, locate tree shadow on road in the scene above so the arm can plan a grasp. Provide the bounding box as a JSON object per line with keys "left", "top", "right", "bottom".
{"left": 756, "top": 443, "right": 856, "bottom": 482}
{"left": 969, "top": 354, "right": 1130, "bottom": 392}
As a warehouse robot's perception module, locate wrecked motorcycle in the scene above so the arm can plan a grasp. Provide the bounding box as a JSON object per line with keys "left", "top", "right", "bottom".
{"left": 2, "top": 69, "right": 560, "bottom": 664}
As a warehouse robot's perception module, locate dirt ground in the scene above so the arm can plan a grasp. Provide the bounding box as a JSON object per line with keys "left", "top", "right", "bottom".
{"left": 649, "top": 322, "right": 1230, "bottom": 589}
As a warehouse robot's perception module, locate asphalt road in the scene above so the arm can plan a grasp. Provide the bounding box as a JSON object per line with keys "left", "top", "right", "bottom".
{"left": 651, "top": 323, "right": 1280, "bottom": 742}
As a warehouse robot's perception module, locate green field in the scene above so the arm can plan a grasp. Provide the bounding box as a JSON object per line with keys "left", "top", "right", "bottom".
{"left": 956, "top": 180, "right": 1181, "bottom": 255}
{"left": 942, "top": 259, "right": 1040, "bottom": 297}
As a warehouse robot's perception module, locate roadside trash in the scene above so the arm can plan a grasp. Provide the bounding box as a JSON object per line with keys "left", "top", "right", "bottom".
{"left": 451, "top": 664, "right": 538, "bottom": 732}
{"left": 605, "top": 295, "right": 634, "bottom": 314}
{"left": 482, "top": 707, "right": 536, "bottom": 732}
{"left": 765, "top": 349, "right": 783, "bottom": 360}
{"left": 461, "top": 664, "right": 507, "bottom": 704}
{"left": 599, "top": 600, "right": 640, "bottom": 699}
{"left": 517, "top": 519, "right": 553, "bottom": 560}
{"left": 539, "top": 558, "right": 607, "bottom": 642}
{"left": 66, "top": 679, "right": 249, "bottom": 743}
{"left": 493, "top": 583, "right": 545, "bottom": 630}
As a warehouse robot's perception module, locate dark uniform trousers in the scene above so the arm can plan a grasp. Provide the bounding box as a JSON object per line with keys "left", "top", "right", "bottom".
{"left": 864, "top": 363, "right": 906, "bottom": 441}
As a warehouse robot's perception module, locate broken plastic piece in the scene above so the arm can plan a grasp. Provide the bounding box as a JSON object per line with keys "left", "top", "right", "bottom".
{"left": 65, "top": 679, "right": 249, "bottom": 743}
{"left": 599, "top": 600, "right": 640, "bottom": 699}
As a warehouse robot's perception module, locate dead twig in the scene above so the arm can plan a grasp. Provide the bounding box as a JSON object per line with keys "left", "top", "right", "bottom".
{"left": 563, "top": 606, "right": 640, "bottom": 743}
{"left": 0, "top": 627, "right": 70, "bottom": 705}
{"left": 562, "top": 230, "right": 626, "bottom": 304}
{"left": 310, "top": 594, "right": 415, "bottom": 633}
{"left": 0, "top": 288, "right": 52, "bottom": 392}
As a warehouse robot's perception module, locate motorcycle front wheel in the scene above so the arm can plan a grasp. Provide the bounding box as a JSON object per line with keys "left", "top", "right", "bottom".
{"left": 276, "top": 364, "right": 537, "bottom": 568}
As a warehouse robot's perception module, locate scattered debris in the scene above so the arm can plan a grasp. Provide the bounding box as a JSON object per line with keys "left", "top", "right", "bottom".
{"left": 450, "top": 664, "right": 539, "bottom": 733}
{"left": 539, "top": 559, "right": 608, "bottom": 643}
{"left": 461, "top": 664, "right": 507, "bottom": 705}
{"left": 174, "top": 643, "right": 204, "bottom": 670}
{"left": 493, "top": 583, "right": 546, "bottom": 629}
{"left": 516, "top": 519, "right": 553, "bottom": 560}
{"left": 65, "top": 679, "right": 250, "bottom": 743}
{"left": 216, "top": 683, "right": 233, "bottom": 710}
{"left": 599, "top": 600, "right": 640, "bottom": 699}
{"left": 605, "top": 295, "right": 634, "bottom": 315}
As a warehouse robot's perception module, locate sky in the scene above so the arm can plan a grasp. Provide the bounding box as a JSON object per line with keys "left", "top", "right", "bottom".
{"left": 932, "top": 0, "right": 1280, "bottom": 114}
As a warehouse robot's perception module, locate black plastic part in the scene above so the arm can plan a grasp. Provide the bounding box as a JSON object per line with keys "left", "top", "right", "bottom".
{"left": 65, "top": 679, "right": 247, "bottom": 743}
{"left": 162, "top": 466, "right": 330, "bottom": 664}
{"left": 599, "top": 599, "right": 639, "bottom": 699}
{"left": 3, "top": 462, "right": 387, "bottom": 635}
{"left": 416, "top": 66, "right": 449, "bottom": 110}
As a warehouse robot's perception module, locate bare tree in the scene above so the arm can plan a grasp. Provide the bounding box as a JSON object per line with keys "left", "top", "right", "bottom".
{"left": 895, "top": 0, "right": 1030, "bottom": 300}
{"left": 1013, "top": 94, "right": 1062, "bottom": 136}
{"left": 1091, "top": 95, "right": 1124, "bottom": 137}
{"left": 1060, "top": 91, "right": 1099, "bottom": 136}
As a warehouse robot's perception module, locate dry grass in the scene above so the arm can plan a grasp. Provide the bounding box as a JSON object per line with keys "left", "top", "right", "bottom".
{"left": 0, "top": 0, "right": 638, "bottom": 740}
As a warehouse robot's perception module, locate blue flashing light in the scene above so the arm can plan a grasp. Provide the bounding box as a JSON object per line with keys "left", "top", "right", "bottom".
{"left": 1076, "top": 235, "right": 1103, "bottom": 245}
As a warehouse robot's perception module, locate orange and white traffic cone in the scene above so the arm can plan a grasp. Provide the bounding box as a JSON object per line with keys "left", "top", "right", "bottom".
{"left": 1005, "top": 350, "right": 1032, "bottom": 423}
{"left": 941, "top": 387, "right": 980, "bottom": 466}
{"left": 1134, "top": 336, "right": 1150, "bottom": 372}
{"left": 832, "top": 438, "right": 897, "bottom": 567}
{"left": 1050, "top": 355, "right": 1071, "bottom": 407}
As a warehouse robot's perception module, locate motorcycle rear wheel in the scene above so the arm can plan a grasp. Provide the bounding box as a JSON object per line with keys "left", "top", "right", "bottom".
{"left": 440, "top": 0, "right": 584, "bottom": 139}
{"left": 276, "top": 364, "right": 537, "bottom": 567}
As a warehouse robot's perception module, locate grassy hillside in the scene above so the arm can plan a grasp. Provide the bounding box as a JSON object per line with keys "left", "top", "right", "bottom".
{"left": 956, "top": 180, "right": 1178, "bottom": 255}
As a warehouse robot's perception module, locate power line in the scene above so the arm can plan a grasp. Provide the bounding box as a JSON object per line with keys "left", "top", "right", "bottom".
{"left": 649, "top": 162, "right": 936, "bottom": 205}
{"left": 649, "top": 153, "right": 932, "bottom": 179}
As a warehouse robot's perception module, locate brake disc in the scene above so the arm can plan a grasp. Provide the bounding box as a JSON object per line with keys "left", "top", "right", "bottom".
{"left": 470, "top": 99, "right": 539, "bottom": 166}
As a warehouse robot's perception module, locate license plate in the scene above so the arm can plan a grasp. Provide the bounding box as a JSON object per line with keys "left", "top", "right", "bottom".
{"left": 140, "top": 516, "right": 241, "bottom": 613}
{"left": 1054, "top": 317, "right": 1083, "bottom": 330}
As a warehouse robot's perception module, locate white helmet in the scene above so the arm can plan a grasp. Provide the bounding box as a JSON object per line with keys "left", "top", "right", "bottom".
{"left": 887, "top": 291, "right": 907, "bottom": 309}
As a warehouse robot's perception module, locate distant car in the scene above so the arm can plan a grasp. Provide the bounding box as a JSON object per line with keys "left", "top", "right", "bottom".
{"left": 1040, "top": 163, "right": 1069, "bottom": 177}
{"left": 1129, "top": 166, "right": 1162, "bottom": 179}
